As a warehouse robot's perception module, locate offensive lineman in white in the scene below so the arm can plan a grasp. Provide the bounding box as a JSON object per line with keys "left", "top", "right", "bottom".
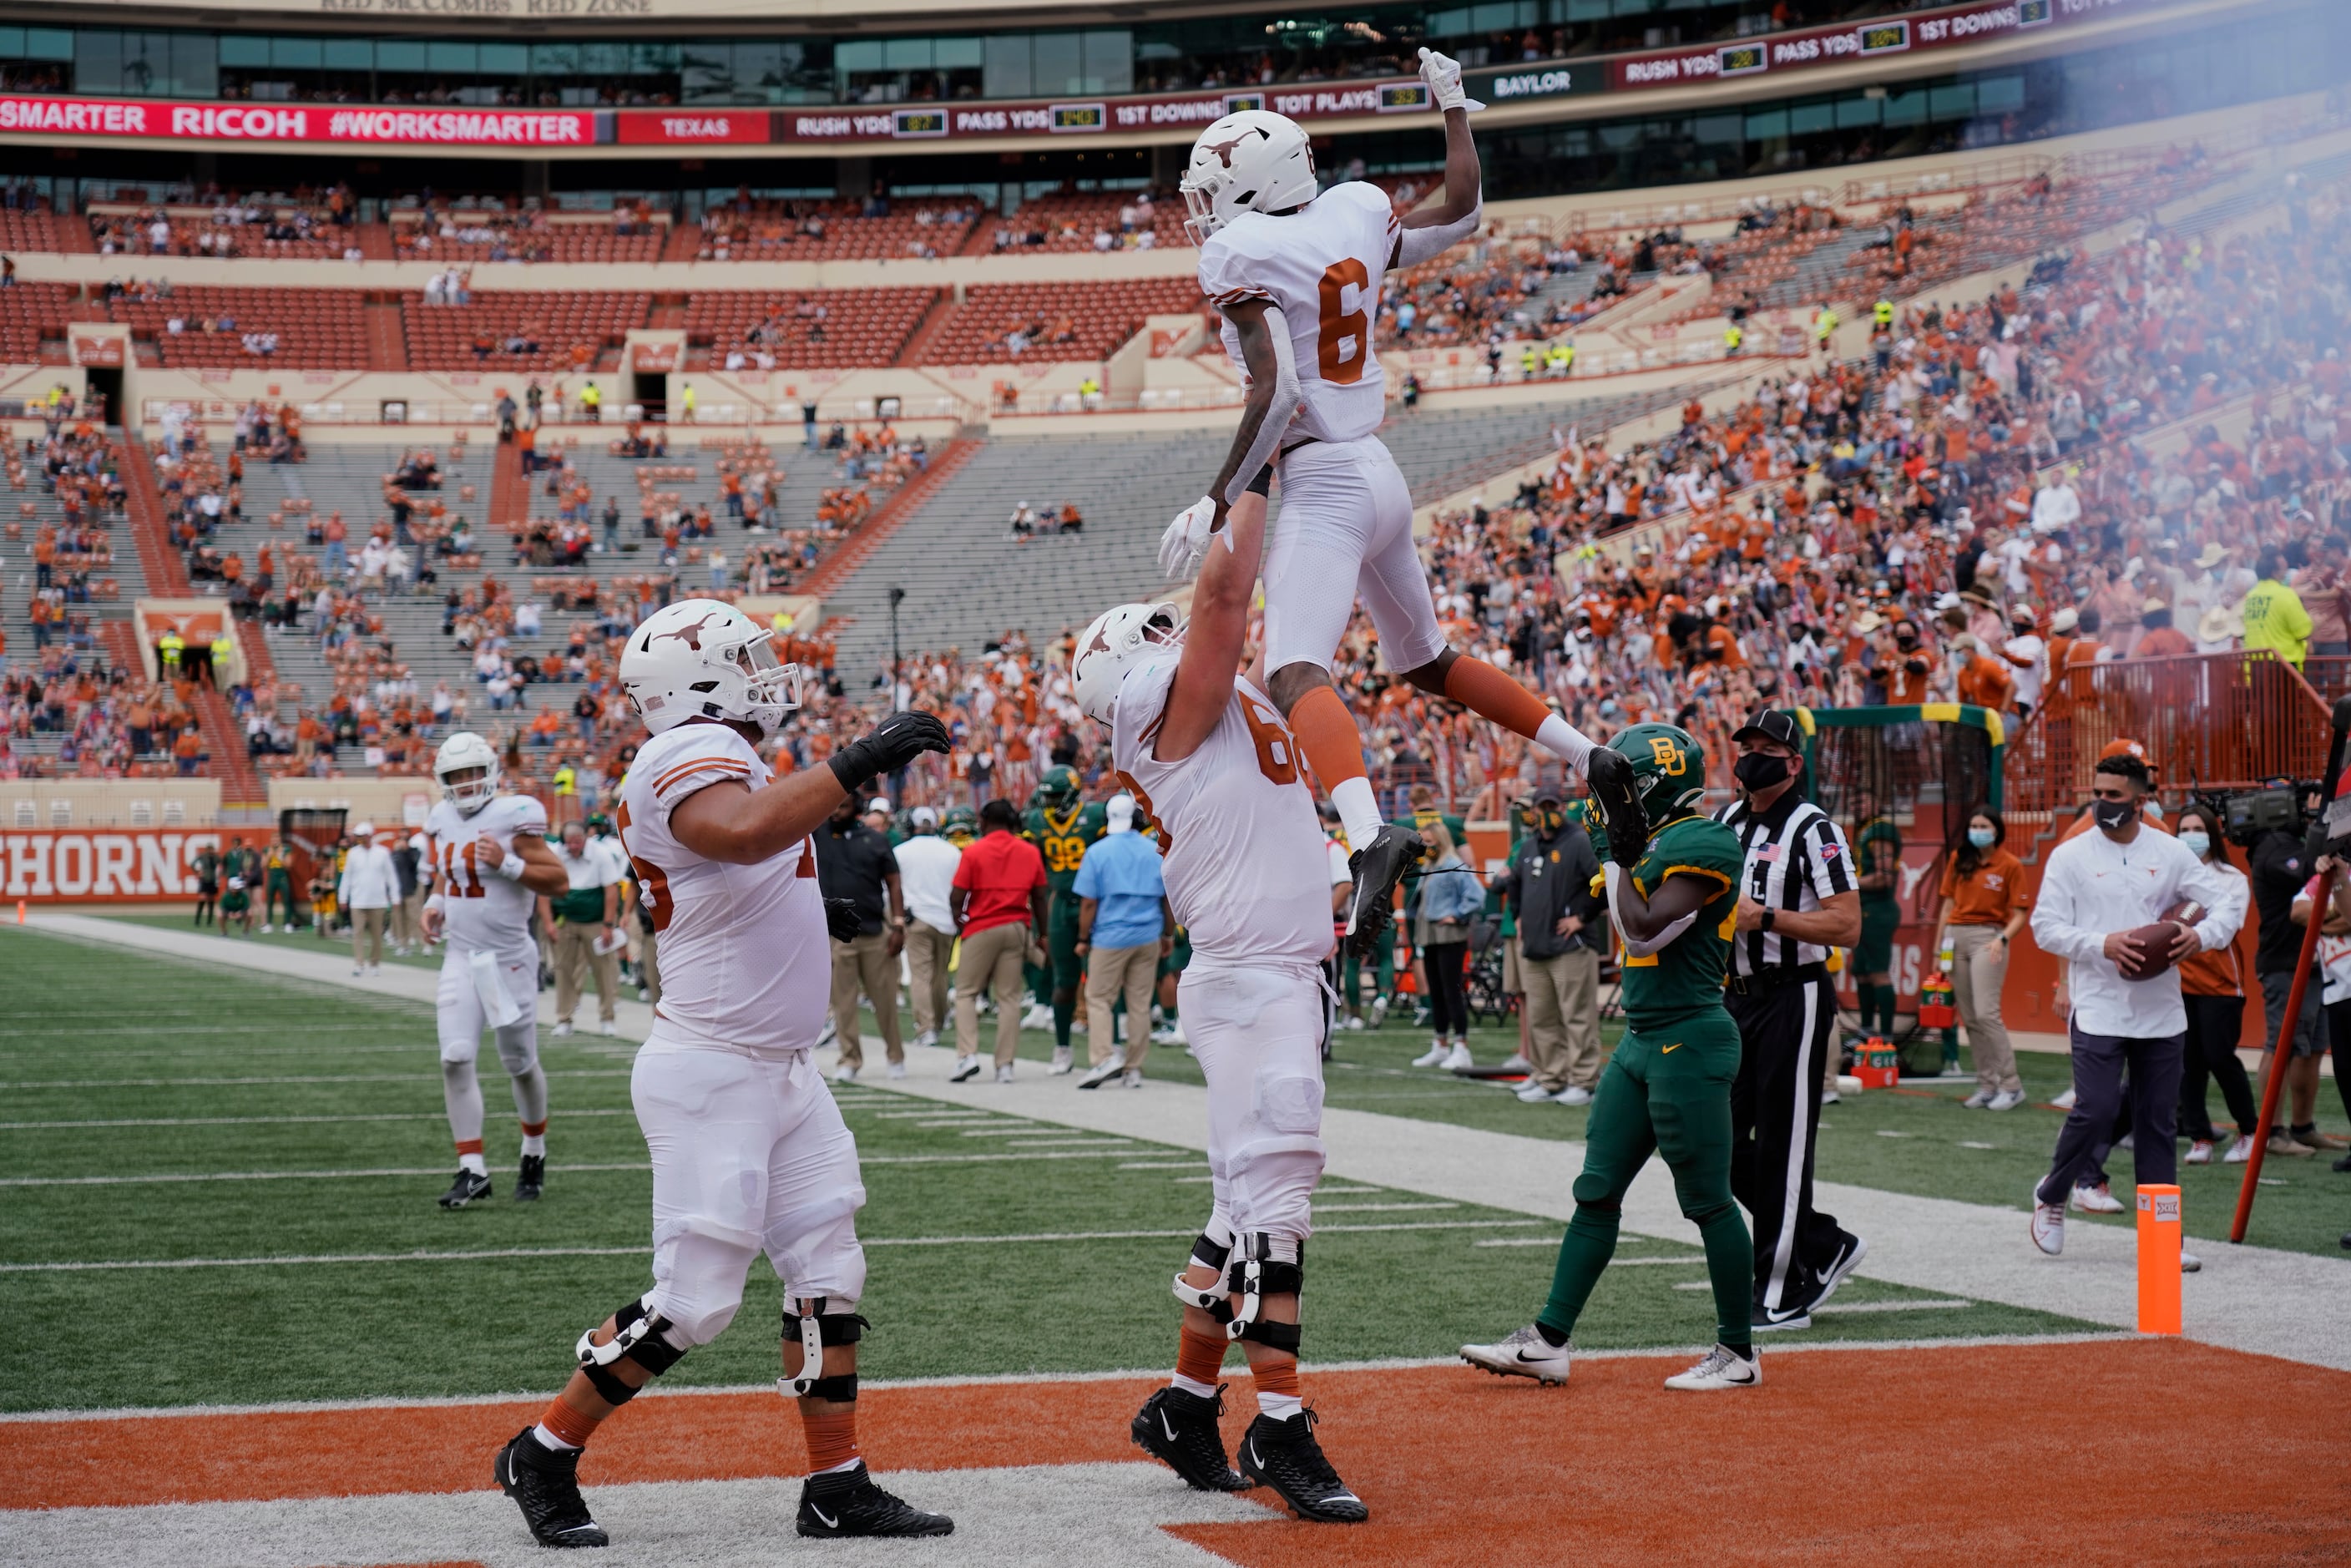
{"left": 418, "top": 731, "right": 570, "bottom": 1210}
{"left": 493, "top": 599, "right": 953, "bottom": 1549}
{"left": 1160, "top": 48, "right": 1644, "bottom": 949}
{"left": 1074, "top": 488, "right": 1367, "bottom": 1524}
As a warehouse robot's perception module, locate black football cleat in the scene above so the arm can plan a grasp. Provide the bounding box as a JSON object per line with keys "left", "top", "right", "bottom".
{"left": 1343, "top": 822, "right": 1422, "bottom": 957}
{"left": 796, "top": 1462, "right": 954, "bottom": 1539}
{"left": 1236, "top": 1408, "right": 1368, "bottom": 1523}
{"left": 515, "top": 1153, "right": 546, "bottom": 1202}
{"left": 495, "top": 1427, "right": 609, "bottom": 1548}
{"left": 1131, "top": 1384, "right": 1250, "bottom": 1492}
{"left": 1583, "top": 746, "right": 1649, "bottom": 867}
{"left": 438, "top": 1168, "right": 493, "bottom": 1209}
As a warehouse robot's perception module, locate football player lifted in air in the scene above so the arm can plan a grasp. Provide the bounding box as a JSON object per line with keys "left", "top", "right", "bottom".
{"left": 493, "top": 599, "right": 954, "bottom": 1550}
{"left": 1073, "top": 484, "right": 1368, "bottom": 1523}
{"left": 1160, "top": 45, "right": 1643, "bottom": 951}
{"left": 1023, "top": 764, "right": 1108, "bottom": 1071}
{"left": 1460, "top": 725, "right": 1767, "bottom": 1393}
{"left": 418, "top": 731, "right": 570, "bottom": 1210}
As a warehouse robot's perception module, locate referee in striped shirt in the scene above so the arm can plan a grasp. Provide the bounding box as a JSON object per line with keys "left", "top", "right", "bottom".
{"left": 1715, "top": 709, "right": 1869, "bottom": 1334}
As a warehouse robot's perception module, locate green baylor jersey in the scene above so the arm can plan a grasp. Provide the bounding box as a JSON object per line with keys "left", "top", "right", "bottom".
{"left": 1024, "top": 801, "right": 1108, "bottom": 891}
{"left": 1618, "top": 812, "right": 1744, "bottom": 1026}
{"left": 1855, "top": 816, "right": 1904, "bottom": 906}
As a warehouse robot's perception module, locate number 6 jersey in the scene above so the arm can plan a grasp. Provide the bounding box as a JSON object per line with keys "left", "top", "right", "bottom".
{"left": 422, "top": 792, "right": 549, "bottom": 954}
{"left": 1198, "top": 180, "right": 1398, "bottom": 446}
{"left": 1110, "top": 657, "right": 1333, "bottom": 967}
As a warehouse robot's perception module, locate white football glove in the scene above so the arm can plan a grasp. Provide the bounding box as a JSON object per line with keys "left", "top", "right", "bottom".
{"left": 1418, "top": 47, "right": 1485, "bottom": 114}
{"left": 1158, "top": 494, "right": 1221, "bottom": 583}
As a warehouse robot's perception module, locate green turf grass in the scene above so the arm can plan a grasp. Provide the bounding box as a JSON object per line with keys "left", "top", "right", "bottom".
{"left": 0, "top": 927, "right": 2100, "bottom": 1413}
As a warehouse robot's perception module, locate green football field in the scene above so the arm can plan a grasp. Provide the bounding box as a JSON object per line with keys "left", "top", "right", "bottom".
{"left": 16, "top": 919, "right": 2336, "bottom": 1417}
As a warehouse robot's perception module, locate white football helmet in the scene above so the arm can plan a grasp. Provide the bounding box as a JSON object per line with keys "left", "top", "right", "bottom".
{"left": 1072, "top": 601, "right": 1183, "bottom": 725}
{"left": 1181, "top": 110, "right": 1317, "bottom": 245}
{"left": 434, "top": 731, "right": 501, "bottom": 816}
{"left": 621, "top": 597, "right": 803, "bottom": 736}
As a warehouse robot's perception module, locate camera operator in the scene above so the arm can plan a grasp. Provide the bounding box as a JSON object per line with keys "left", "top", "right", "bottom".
{"left": 2246, "top": 781, "right": 2346, "bottom": 1159}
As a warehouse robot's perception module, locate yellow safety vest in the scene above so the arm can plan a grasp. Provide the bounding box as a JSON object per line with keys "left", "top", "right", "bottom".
{"left": 554, "top": 765, "right": 577, "bottom": 796}
{"left": 1724, "top": 326, "right": 1743, "bottom": 350}
{"left": 210, "top": 635, "right": 234, "bottom": 665}
{"left": 581, "top": 385, "right": 601, "bottom": 407}
{"left": 1873, "top": 300, "right": 1893, "bottom": 327}
{"left": 159, "top": 632, "right": 184, "bottom": 665}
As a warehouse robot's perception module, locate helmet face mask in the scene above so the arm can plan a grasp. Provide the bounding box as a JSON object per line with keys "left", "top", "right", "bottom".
{"left": 1072, "top": 601, "right": 1184, "bottom": 726}
{"left": 433, "top": 731, "right": 501, "bottom": 816}
{"left": 1040, "top": 766, "right": 1080, "bottom": 811}
{"left": 1181, "top": 110, "right": 1318, "bottom": 243}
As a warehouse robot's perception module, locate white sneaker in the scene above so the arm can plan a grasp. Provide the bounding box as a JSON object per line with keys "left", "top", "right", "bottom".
{"left": 1411, "top": 1040, "right": 1450, "bottom": 1067}
{"left": 912, "top": 1029, "right": 939, "bottom": 1051}
{"left": 599, "top": 1019, "right": 619, "bottom": 1037}
{"left": 2183, "top": 1140, "right": 2214, "bottom": 1166}
{"left": 1962, "top": 1088, "right": 1995, "bottom": 1109}
{"left": 2030, "top": 1181, "right": 2065, "bottom": 1255}
{"left": 2181, "top": 1251, "right": 2202, "bottom": 1273}
{"left": 1514, "top": 1080, "right": 1555, "bottom": 1102}
{"left": 552, "top": 1021, "right": 574, "bottom": 1037}
{"left": 1121, "top": 1070, "right": 1144, "bottom": 1089}
{"left": 816, "top": 1020, "right": 838, "bottom": 1048}
{"left": 1459, "top": 1323, "right": 1572, "bottom": 1385}
{"left": 832, "top": 1065, "right": 858, "bottom": 1085}
{"left": 260, "top": 923, "right": 273, "bottom": 933}
{"left": 1076, "top": 1059, "right": 1122, "bottom": 1090}
{"left": 2222, "top": 1135, "right": 2256, "bottom": 1164}
{"left": 1151, "top": 1023, "right": 1187, "bottom": 1044}
{"left": 1048, "top": 1047, "right": 1075, "bottom": 1076}
{"left": 887, "top": 1061, "right": 908, "bottom": 1080}
{"left": 1020, "top": 1003, "right": 1054, "bottom": 1031}
{"left": 2052, "top": 1086, "right": 2078, "bottom": 1110}
{"left": 1343, "top": 1015, "right": 1367, "bottom": 1031}
{"left": 1555, "top": 1084, "right": 1594, "bottom": 1106}
{"left": 2070, "top": 1183, "right": 2125, "bottom": 1215}
{"left": 352, "top": 965, "right": 366, "bottom": 977}
{"left": 1498, "top": 1053, "right": 1532, "bottom": 1074}
{"left": 1663, "top": 1343, "right": 1760, "bottom": 1391}
{"left": 638, "top": 987, "right": 650, "bottom": 1002}
{"left": 1442, "top": 1042, "right": 1474, "bottom": 1071}
{"left": 993, "top": 1065, "right": 1015, "bottom": 1084}
{"left": 948, "top": 1056, "right": 981, "bottom": 1083}
{"left": 1987, "top": 1090, "right": 2026, "bottom": 1111}
{"left": 2116, "top": 1133, "right": 2136, "bottom": 1151}
{"left": 1819, "top": 1087, "right": 1842, "bottom": 1105}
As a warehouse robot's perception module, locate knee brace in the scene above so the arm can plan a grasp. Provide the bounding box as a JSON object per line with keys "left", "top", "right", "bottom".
{"left": 575, "top": 1294, "right": 688, "bottom": 1406}
{"left": 779, "top": 1296, "right": 868, "bottom": 1400}
{"left": 1175, "top": 1230, "right": 1303, "bottom": 1344}
{"left": 1170, "top": 1221, "right": 1236, "bottom": 1320}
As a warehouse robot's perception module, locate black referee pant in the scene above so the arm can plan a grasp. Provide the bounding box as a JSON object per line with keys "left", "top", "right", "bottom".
{"left": 1727, "top": 967, "right": 1853, "bottom": 1313}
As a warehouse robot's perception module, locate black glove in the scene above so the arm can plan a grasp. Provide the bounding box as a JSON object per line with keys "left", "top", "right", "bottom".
{"left": 823, "top": 898, "right": 863, "bottom": 943}
{"left": 1584, "top": 746, "right": 1650, "bottom": 870}
{"left": 828, "top": 710, "right": 950, "bottom": 794}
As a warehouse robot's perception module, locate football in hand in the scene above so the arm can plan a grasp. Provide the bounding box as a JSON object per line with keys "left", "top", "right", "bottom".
{"left": 2114, "top": 899, "right": 2206, "bottom": 981}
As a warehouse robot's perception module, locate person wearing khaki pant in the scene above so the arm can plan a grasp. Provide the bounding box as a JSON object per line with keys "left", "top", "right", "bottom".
{"left": 1494, "top": 792, "right": 1606, "bottom": 1105}
{"left": 954, "top": 918, "right": 1032, "bottom": 1069}
{"left": 1083, "top": 940, "right": 1160, "bottom": 1073}
{"left": 831, "top": 930, "right": 904, "bottom": 1073}
{"left": 946, "top": 802, "right": 1050, "bottom": 1081}
{"left": 903, "top": 919, "right": 954, "bottom": 1038}
{"left": 892, "top": 807, "right": 964, "bottom": 1048}
{"left": 1524, "top": 944, "right": 1604, "bottom": 1094}
{"left": 543, "top": 820, "right": 622, "bottom": 1034}
{"left": 1070, "top": 793, "right": 1170, "bottom": 1087}
{"left": 1930, "top": 812, "right": 2031, "bottom": 1109}
{"left": 337, "top": 824, "right": 400, "bottom": 976}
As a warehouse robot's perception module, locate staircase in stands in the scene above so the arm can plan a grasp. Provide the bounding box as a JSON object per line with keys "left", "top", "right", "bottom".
{"left": 795, "top": 438, "right": 979, "bottom": 604}
{"left": 892, "top": 291, "right": 957, "bottom": 367}
{"left": 363, "top": 300, "right": 409, "bottom": 371}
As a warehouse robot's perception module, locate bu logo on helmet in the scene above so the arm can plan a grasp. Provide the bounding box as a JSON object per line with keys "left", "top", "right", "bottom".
{"left": 650, "top": 613, "right": 726, "bottom": 651}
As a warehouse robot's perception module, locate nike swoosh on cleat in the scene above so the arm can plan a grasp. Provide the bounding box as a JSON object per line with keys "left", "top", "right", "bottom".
{"left": 810, "top": 1505, "right": 838, "bottom": 1530}
{"left": 1247, "top": 1439, "right": 1262, "bottom": 1468}
{"left": 1160, "top": 1411, "right": 1181, "bottom": 1443}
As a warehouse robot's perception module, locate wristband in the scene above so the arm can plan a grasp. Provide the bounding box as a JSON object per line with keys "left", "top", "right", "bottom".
{"left": 424, "top": 893, "right": 447, "bottom": 917}
{"left": 1760, "top": 908, "right": 1777, "bottom": 933}
{"left": 496, "top": 853, "right": 527, "bottom": 882}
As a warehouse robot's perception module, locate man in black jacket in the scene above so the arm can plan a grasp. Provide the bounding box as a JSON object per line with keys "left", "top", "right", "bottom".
{"left": 1496, "top": 789, "right": 1606, "bottom": 1105}
{"left": 813, "top": 795, "right": 907, "bottom": 1085}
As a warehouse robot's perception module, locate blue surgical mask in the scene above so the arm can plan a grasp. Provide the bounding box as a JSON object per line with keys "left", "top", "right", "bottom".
{"left": 1967, "top": 827, "right": 1996, "bottom": 849}
{"left": 2177, "top": 830, "right": 2211, "bottom": 859}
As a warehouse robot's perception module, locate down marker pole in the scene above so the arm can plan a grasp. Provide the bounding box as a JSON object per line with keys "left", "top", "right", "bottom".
{"left": 2135, "top": 1183, "right": 2182, "bottom": 1334}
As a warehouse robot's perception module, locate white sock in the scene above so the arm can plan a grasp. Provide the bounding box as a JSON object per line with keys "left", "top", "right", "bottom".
{"left": 459, "top": 1151, "right": 488, "bottom": 1176}
{"left": 1257, "top": 1390, "right": 1304, "bottom": 1421}
{"left": 1330, "top": 776, "right": 1383, "bottom": 852}
{"left": 532, "top": 1422, "right": 579, "bottom": 1451}
{"left": 812, "top": 1455, "right": 863, "bottom": 1476}
{"left": 520, "top": 1131, "right": 547, "bottom": 1156}
{"left": 1536, "top": 713, "right": 1595, "bottom": 770}
{"left": 1170, "top": 1373, "right": 1218, "bottom": 1400}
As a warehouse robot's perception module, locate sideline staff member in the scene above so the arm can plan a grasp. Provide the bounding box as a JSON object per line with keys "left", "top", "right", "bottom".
{"left": 1714, "top": 709, "right": 1867, "bottom": 1334}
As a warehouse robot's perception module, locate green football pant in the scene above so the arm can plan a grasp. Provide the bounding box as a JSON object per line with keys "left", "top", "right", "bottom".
{"left": 1539, "top": 1013, "right": 1752, "bottom": 1349}
{"left": 1045, "top": 893, "right": 1084, "bottom": 1046}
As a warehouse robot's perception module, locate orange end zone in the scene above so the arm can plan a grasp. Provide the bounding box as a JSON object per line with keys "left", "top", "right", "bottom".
{"left": 8, "top": 1342, "right": 2348, "bottom": 1565}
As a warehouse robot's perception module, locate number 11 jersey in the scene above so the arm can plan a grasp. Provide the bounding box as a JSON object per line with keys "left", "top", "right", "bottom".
{"left": 422, "top": 792, "right": 548, "bottom": 955}
{"left": 1198, "top": 180, "right": 1398, "bottom": 447}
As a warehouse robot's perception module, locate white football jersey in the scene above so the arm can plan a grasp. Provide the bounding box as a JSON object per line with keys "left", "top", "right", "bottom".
{"left": 615, "top": 720, "right": 827, "bottom": 1059}
{"left": 1198, "top": 180, "right": 1397, "bottom": 446}
{"left": 1110, "top": 658, "right": 1333, "bottom": 967}
{"left": 422, "top": 792, "right": 548, "bottom": 954}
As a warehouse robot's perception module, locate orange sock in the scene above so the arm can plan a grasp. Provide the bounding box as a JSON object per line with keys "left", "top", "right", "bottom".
{"left": 1251, "top": 1358, "right": 1300, "bottom": 1399}
{"left": 1442, "top": 655, "right": 1552, "bottom": 741}
{"left": 1176, "top": 1327, "right": 1227, "bottom": 1388}
{"left": 801, "top": 1405, "right": 862, "bottom": 1473}
{"left": 538, "top": 1393, "right": 600, "bottom": 1449}
{"left": 456, "top": 1137, "right": 484, "bottom": 1156}
{"left": 520, "top": 1119, "right": 548, "bottom": 1137}
{"left": 1286, "top": 684, "right": 1368, "bottom": 788}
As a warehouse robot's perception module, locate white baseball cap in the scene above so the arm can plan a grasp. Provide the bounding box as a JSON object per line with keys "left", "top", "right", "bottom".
{"left": 867, "top": 796, "right": 892, "bottom": 815}
{"left": 351, "top": 820, "right": 375, "bottom": 837}
{"left": 912, "top": 806, "right": 938, "bottom": 830}
{"left": 1106, "top": 794, "right": 1136, "bottom": 831}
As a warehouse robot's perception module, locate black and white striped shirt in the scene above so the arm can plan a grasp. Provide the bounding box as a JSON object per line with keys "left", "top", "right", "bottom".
{"left": 1713, "top": 793, "right": 1857, "bottom": 975}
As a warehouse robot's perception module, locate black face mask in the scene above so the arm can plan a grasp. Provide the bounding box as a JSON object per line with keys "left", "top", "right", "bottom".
{"left": 2091, "top": 797, "right": 2137, "bottom": 832}
{"left": 1734, "top": 752, "right": 1792, "bottom": 792}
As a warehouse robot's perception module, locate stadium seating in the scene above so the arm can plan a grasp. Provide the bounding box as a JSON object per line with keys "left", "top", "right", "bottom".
{"left": 105, "top": 286, "right": 370, "bottom": 370}
{"left": 0, "top": 282, "right": 72, "bottom": 364}
{"left": 0, "top": 208, "right": 65, "bottom": 254}
{"left": 918, "top": 279, "right": 1206, "bottom": 366}
{"left": 683, "top": 288, "right": 937, "bottom": 370}
{"left": 391, "top": 210, "right": 665, "bottom": 266}
{"left": 694, "top": 200, "right": 980, "bottom": 263}
{"left": 980, "top": 190, "right": 1188, "bottom": 255}
{"left": 401, "top": 291, "right": 652, "bottom": 373}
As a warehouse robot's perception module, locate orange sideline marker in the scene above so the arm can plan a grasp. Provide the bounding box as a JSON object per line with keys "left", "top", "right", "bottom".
{"left": 2136, "top": 1183, "right": 2182, "bottom": 1335}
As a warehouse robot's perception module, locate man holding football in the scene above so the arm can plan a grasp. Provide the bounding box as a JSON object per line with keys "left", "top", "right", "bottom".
{"left": 2028, "top": 750, "right": 2239, "bottom": 1264}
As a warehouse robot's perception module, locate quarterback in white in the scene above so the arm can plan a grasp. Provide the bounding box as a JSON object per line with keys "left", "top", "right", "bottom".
{"left": 493, "top": 598, "right": 954, "bottom": 1551}
{"left": 1074, "top": 490, "right": 1366, "bottom": 1525}
{"left": 1163, "top": 48, "right": 1644, "bottom": 955}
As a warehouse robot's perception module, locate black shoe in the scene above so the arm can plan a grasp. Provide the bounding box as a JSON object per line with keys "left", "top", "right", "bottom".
{"left": 438, "top": 1168, "right": 493, "bottom": 1208}
{"left": 1811, "top": 1232, "right": 1868, "bottom": 1309}
{"left": 2333, "top": 1152, "right": 2351, "bottom": 1173}
{"left": 1343, "top": 823, "right": 1422, "bottom": 957}
{"left": 1236, "top": 1409, "right": 1368, "bottom": 1524}
{"left": 1752, "top": 1298, "right": 1811, "bottom": 1333}
{"left": 495, "top": 1427, "right": 608, "bottom": 1548}
{"left": 1131, "top": 1385, "right": 1249, "bottom": 1492}
{"left": 1583, "top": 745, "right": 1650, "bottom": 867}
{"left": 795, "top": 1462, "right": 953, "bottom": 1539}
{"left": 516, "top": 1154, "right": 545, "bottom": 1202}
